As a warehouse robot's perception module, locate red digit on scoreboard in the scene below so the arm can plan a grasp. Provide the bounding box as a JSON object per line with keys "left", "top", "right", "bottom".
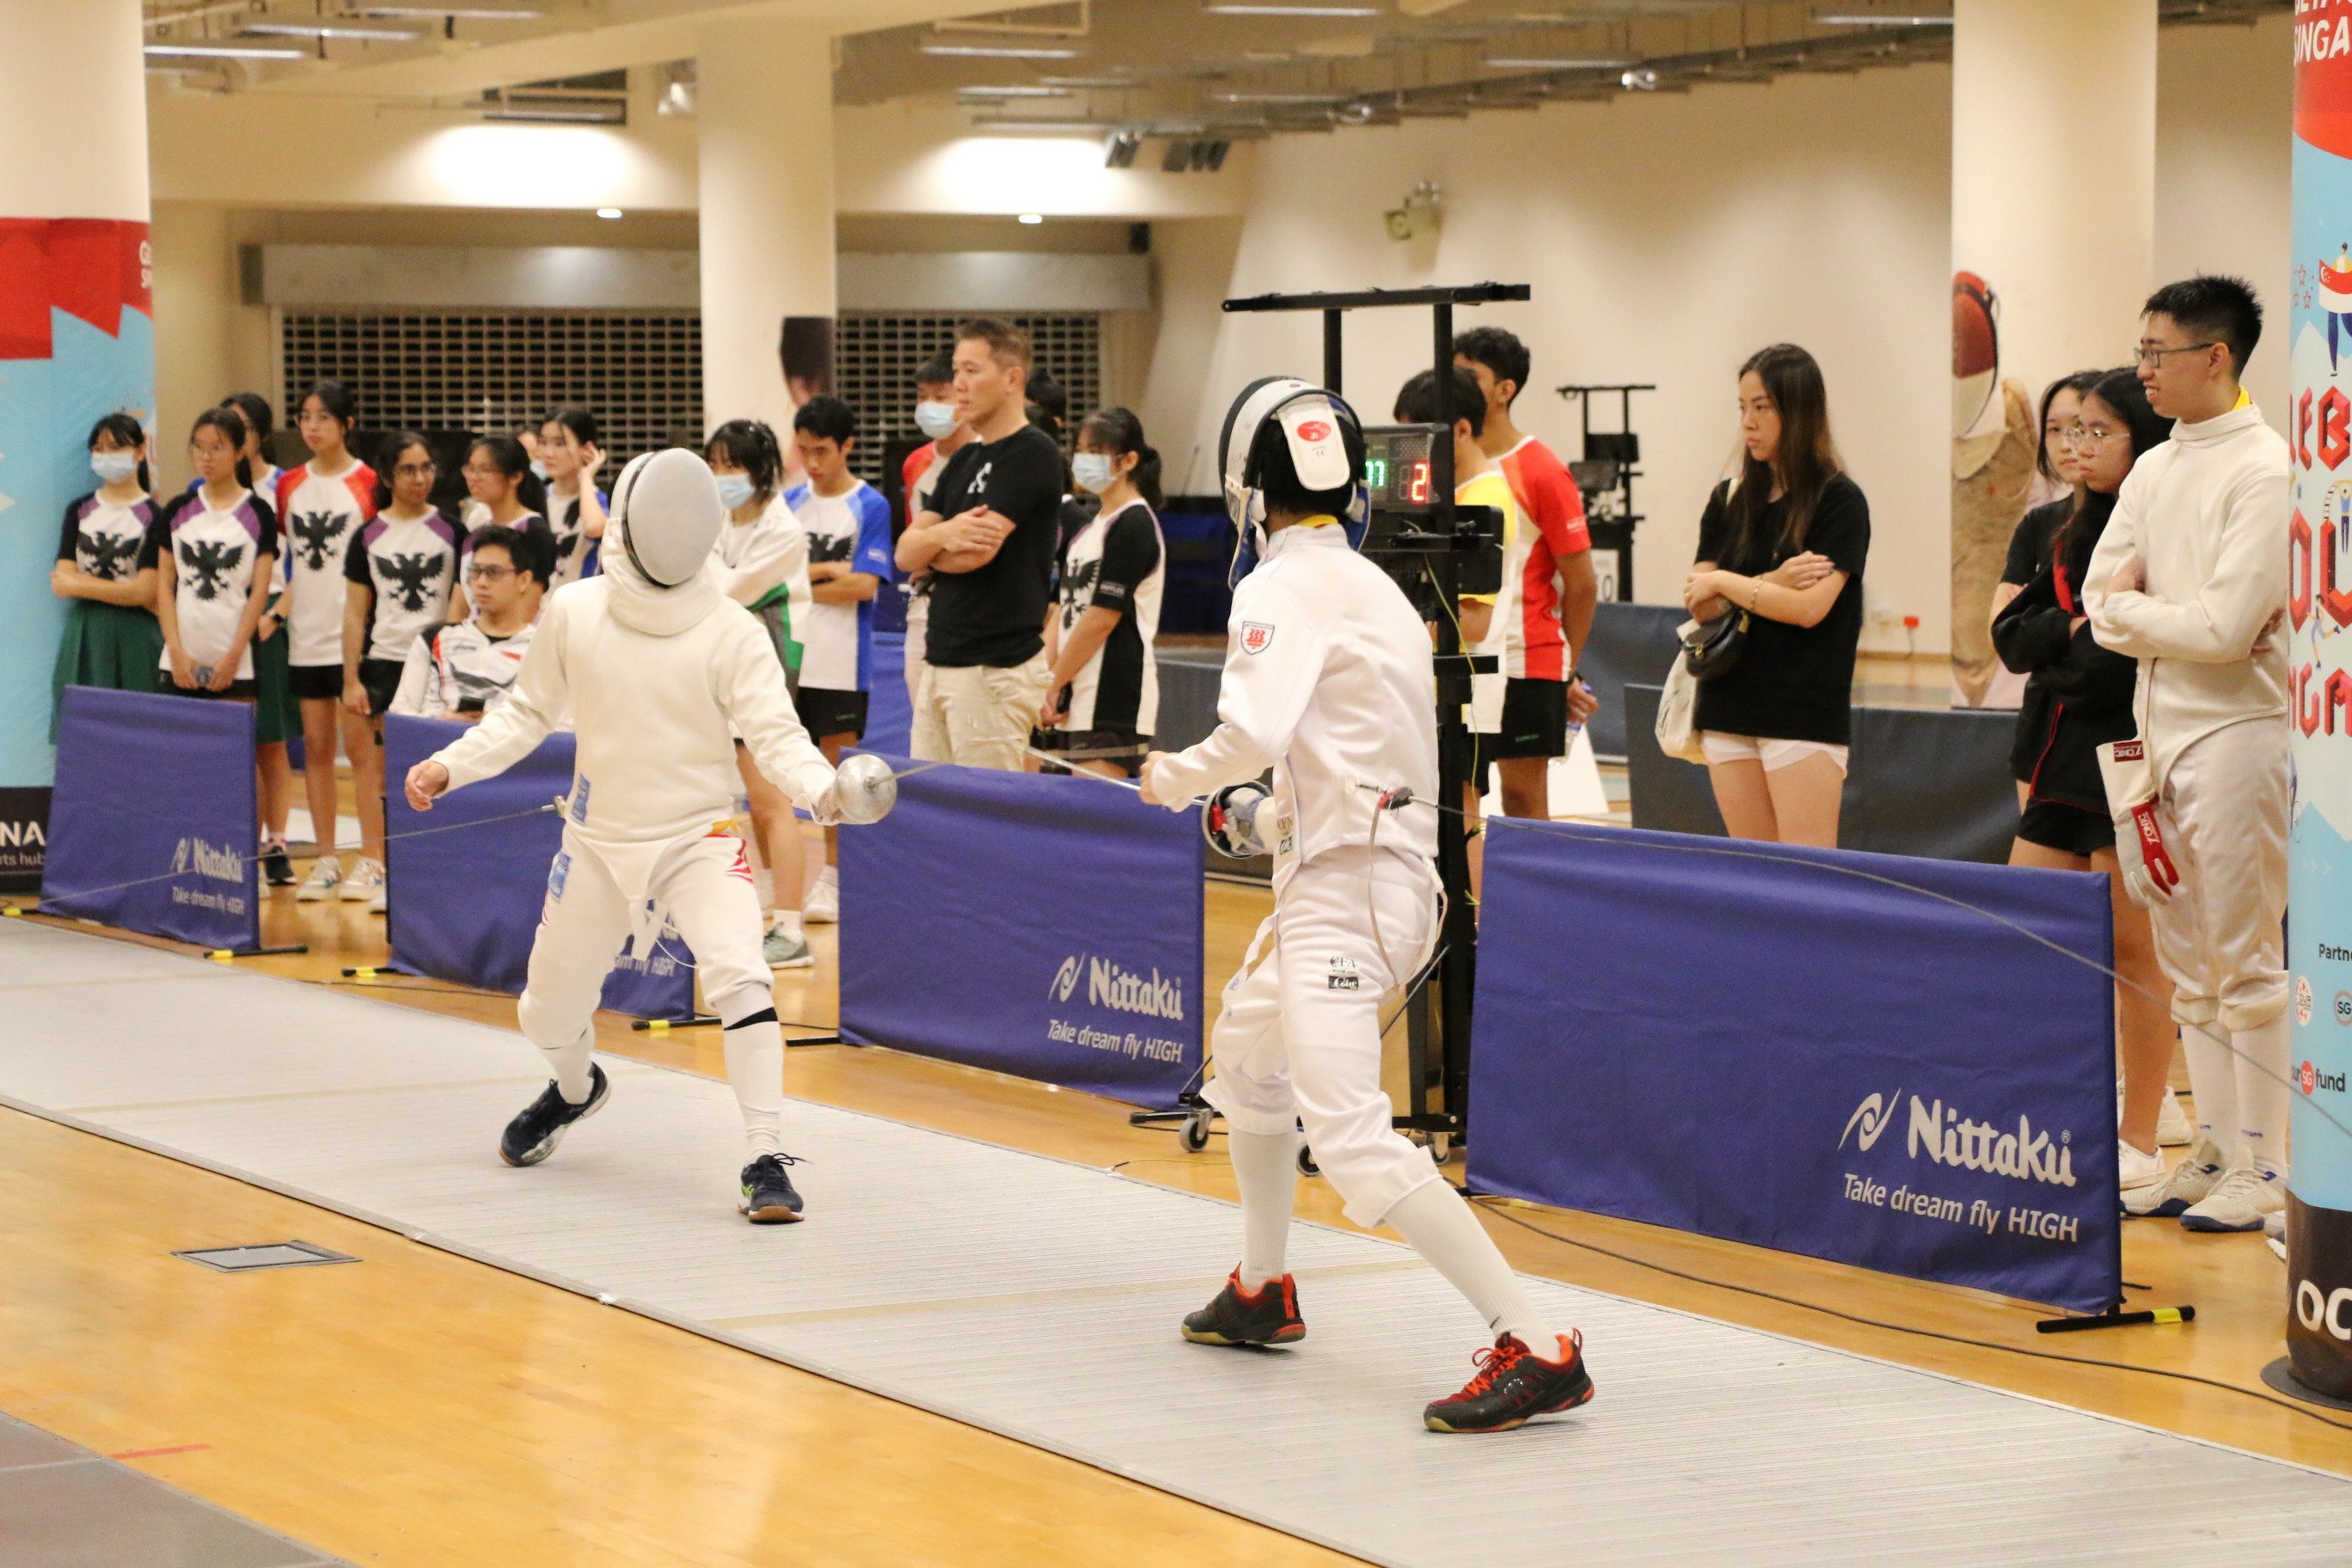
{"left": 1407, "top": 458, "right": 1430, "bottom": 504}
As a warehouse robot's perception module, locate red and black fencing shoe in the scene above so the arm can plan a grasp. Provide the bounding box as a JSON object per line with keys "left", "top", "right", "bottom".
{"left": 1424, "top": 1330, "right": 1593, "bottom": 1434}
{"left": 1179, "top": 1269, "right": 1307, "bottom": 1347}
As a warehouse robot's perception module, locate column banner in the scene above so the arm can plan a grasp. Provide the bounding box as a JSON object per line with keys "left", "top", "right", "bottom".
{"left": 383, "top": 716, "right": 698, "bottom": 1022}
{"left": 0, "top": 217, "right": 153, "bottom": 792}
{"left": 2287, "top": 6, "right": 2352, "bottom": 1398}
{"left": 836, "top": 755, "right": 1204, "bottom": 1108}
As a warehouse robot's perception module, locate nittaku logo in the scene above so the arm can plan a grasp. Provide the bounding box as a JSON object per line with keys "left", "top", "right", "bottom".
{"left": 1049, "top": 954, "right": 1185, "bottom": 1020}
{"left": 171, "top": 836, "right": 243, "bottom": 885}
{"left": 1839, "top": 1088, "right": 2076, "bottom": 1188}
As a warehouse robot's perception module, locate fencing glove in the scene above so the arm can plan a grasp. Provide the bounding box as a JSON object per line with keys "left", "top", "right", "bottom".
{"left": 2097, "top": 738, "right": 2178, "bottom": 908}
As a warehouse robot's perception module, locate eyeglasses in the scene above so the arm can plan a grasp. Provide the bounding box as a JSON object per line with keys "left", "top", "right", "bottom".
{"left": 2132, "top": 341, "right": 2217, "bottom": 368}
{"left": 466, "top": 563, "right": 515, "bottom": 583}
{"left": 462, "top": 463, "right": 500, "bottom": 481}
{"left": 2063, "top": 424, "right": 2125, "bottom": 449}
{"left": 394, "top": 462, "right": 437, "bottom": 480}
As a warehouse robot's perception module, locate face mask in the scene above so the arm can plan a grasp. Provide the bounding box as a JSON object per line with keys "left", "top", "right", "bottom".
{"left": 529, "top": 459, "right": 550, "bottom": 481}
{"left": 915, "top": 401, "right": 959, "bottom": 441}
{"left": 713, "top": 473, "right": 756, "bottom": 511}
{"left": 1071, "top": 453, "right": 1116, "bottom": 495}
{"left": 90, "top": 451, "right": 138, "bottom": 485}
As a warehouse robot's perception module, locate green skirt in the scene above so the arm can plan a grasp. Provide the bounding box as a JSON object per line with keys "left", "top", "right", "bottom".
{"left": 248, "top": 623, "right": 298, "bottom": 745}
{"left": 50, "top": 600, "right": 165, "bottom": 742}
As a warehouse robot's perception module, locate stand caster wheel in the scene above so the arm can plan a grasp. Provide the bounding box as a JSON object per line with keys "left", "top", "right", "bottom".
{"left": 1296, "top": 1144, "right": 1320, "bottom": 1178}
{"left": 1178, "top": 1111, "right": 1213, "bottom": 1154}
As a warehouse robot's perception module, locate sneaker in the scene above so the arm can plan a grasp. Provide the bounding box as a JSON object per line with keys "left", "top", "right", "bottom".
{"left": 1424, "top": 1331, "right": 1594, "bottom": 1434}
{"left": 804, "top": 875, "right": 839, "bottom": 924}
{"left": 1180, "top": 1269, "right": 1306, "bottom": 1347}
{"left": 341, "top": 856, "right": 385, "bottom": 903}
{"left": 739, "top": 1153, "right": 806, "bottom": 1222}
{"left": 763, "top": 928, "right": 814, "bottom": 969}
{"left": 366, "top": 885, "right": 386, "bottom": 916}
{"left": 297, "top": 856, "right": 342, "bottom": 903}
{"left": 260, "top": 839, "right": 295, "bottom": 887}
{"left": 499, "top": 1063, "right": 610, "bottom": 1167}
{"left": 2122, "top": 1136, "right": 2226, "bottom": 1217}
{"left": 2117, "top": 1138, "right": 2167, "bottom": 1196}
{"left": 2181, "top": 1164, "right": 2287, "bottom": 1233}
{"left": 2157, "top": 1088, "right": 2194, "bottom": 1147}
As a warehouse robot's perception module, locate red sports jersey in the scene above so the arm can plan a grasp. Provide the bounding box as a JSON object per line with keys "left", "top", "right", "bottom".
{"left": 1492, "top": 437, "right": 1589, "bottom": 682}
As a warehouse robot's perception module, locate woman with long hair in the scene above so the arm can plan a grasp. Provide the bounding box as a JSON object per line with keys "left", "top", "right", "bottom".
{"left": 537, "top": 406, "right": 608, "bottom": 587}
{"left": 51, "top": 414, "right": 164, "bottom": 722}
{"left": 1992, "top": 366, "right": 2181, "bottom": 1197}
{"left": 146, "top": 407, "right": 279, "bottom": 712}
{"left": 451, "top": 434, "right": 552, "bottom": 620}
{"left": 1682, "top": 344, "right": 1871, "bottom": 847}
{"left": 1036, "top": 406, "right": 1166, "bottom": 780}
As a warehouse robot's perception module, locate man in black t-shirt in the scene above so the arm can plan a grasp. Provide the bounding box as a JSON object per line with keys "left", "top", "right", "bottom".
{"left": 895, "top": 317, "right": 1064, "bottom": 769}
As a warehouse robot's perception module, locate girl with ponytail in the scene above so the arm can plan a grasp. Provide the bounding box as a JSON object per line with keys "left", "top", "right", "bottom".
{"left": 1034, "top": 407, "right": 1167, "bottom": 778}
{"left": 49, "top": 413, "right": 165, "bottom": 732}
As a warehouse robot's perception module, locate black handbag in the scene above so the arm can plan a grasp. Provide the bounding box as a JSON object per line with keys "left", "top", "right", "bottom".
{"left": 1682, "top": 608, "right": 1749, "bottom": 680}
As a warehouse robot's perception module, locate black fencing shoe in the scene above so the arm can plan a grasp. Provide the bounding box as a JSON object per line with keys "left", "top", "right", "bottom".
{"left": 260, "top": 840, "right": 295, "bottom": 887}
{"left": 1424, "top": 1330, "right": 1593, "bottom": 1434}
{"left": 740, "top": 1153, "right": 806, "bottom": 1223}
{"left": 1180, "top": 1269, "right": 1306, "bottom": 1346}
{"left": 499, "top": 1064, "right": 610, "bottom": 1167}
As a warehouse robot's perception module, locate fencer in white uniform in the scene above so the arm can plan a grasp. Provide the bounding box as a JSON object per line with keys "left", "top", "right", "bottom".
{"left": 403, "top": 448, "right": 843, "bottom": 1222}
{"left": 1141, "top": 378, "right": 1593, "bottom": 1433}
{"left": 2085, "top": 279, "right": 2293, "bottom": 1233}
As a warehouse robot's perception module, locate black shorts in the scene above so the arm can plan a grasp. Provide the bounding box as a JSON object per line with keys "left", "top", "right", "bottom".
{"left": 1032, "top": 727, "right": 1148, "bottom": 777}
{"left": 2017, "top": 796, "right": 2116, "bottom": 856}
{"left": 358, "top": 658, "right": 404, "bottom": 720}
{"left": 794, "top": 685, "right": 869, "bottom": 741}
{"left": 156, "top": 673, "right": 258, "bottom": 701}
{"left": 288, "top": 662, "right": 343, "bottom": 701}
{"left": 1478, "top": 677, "right": 1570, "bottom": 762}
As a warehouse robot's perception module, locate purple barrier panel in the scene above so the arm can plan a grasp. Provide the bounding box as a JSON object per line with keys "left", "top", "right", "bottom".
{"left": 42, "top": 685, "right": 257, "bottom": 952}
{"left": 1468, "top": 819, "right": 2122, "bottom": 1316}
{"left": 383, "top": 715, "right": 697, "bottom": 1020}
{"left": 837, "top": 754, "right": 1203, "bottom": 1108}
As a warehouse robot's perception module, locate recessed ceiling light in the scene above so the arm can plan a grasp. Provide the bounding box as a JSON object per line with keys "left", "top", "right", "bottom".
{"left": 143, "top": 42, "right": 309, "bottom": 58}
{"left": 1204, "top": 3, "right": 1381, "bottom": 15}
{"left": 957, "top": 85, "right": 1074, "bottom": 97}
{"left": 921, "top": 43, "right": 1081, "bottom": 58}
{"left": 1018, "top": 213, "right": 1045, "bottom": 224}
{"left": 352, "top": 6, "right": 542, "bottom": 16}
{"left": 1214, "top": 90, "right": 1342, "bottom": 103}
{"left": 596, "top": 207, "right": 623, "bottom": 219}
{"left": 242, "top": 22, "right": 420, "bottom": 40}
{"left": 1484, "top": 57, "right": 1629, "bottom": 70}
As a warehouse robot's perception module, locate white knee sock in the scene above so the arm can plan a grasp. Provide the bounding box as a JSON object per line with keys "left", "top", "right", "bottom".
{"left": 541, "top": 1031, "right": 595, "bottom": 1105}
{"left": 2181, "top": 1019, "right": 2239, "bottom": 1163}
{"left": 1228, "top": 1128, "right": 1300, "bottom": 1292}
{"left": 1384, "top": 1181, "right": 1561, "bottom": 1357}
{"left": 722, "top": 1013, "right": 785, "bottom": 1159}
{"left": 2233, "top": 1012, "right": 2291, "bottom": 1177}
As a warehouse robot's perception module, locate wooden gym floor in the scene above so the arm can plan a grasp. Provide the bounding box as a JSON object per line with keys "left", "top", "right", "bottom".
{"left": 3, "top": 779, "right": 2347, "bottom": 1564}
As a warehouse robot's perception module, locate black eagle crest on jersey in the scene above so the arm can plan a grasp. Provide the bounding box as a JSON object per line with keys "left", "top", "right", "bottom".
{"left": 290, "top": 509, "right": 350, "bottom": 572}
{"left": 77, "top": 528, "right": 142, "bottom": 581}
{"left": 808, "top": 532, "right": 856, "bottom": 566}
{"left": 382, "top": 551, "right": 445, "bottom": 613}
{"left": 180, "top": 538, "right": 245, "bottom": 601}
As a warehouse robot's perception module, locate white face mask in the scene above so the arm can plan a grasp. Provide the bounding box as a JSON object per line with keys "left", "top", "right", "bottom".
{"left": 90, "top": 451, "right": 139, "bottom": 486}
{"left": 1071, "top": 452, "right": 1117, "bottom": 495}
{"left": 915, "top": 401, "right": 959, "bottom": 440}
{"left": 713, "top": 473, "right": 756, "bottom": 511}
{"left": 529, "top": 458, "right": 551, "bottom": 481}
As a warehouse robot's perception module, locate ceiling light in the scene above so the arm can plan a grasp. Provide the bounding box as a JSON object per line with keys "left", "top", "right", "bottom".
{"left": 484, "top": 107, "right": 623, "bottom": 123}
{"left": 1040, "top": 75, "right": 1135, "bottom": 88}
{"left": 1204, "top": 4, "right": 1381, "bottom": 15}
{"left": 1620, "top": 67, "right": 1659, "bottom": 90}
{"left": 351, "top": 6, "right": 542, "bottom": 16}
{"left": 596, "top": 207, "right": 623, "bottom": 219}
{"left": 1213, "top": 91, "right": 1342, "bottom": 103}
{"left": 1812, "top": 10, "right": 1952, "bottom": 22}
{"left": 1018, "top": 212, "right": 1045, "bottom": 224}
{"left": 242, "top": 22, "right": 420, "bottom": 40}
{"left": 920, "top": 43, "right": 1081, "bottom": 58}
{"left": 1484, "top": 56, "right": 1628, "bottom": 70}
{"left": 143, "top": 42, "right": 308, "bottom": 58}
{"left": 957, "top": 85, "right": 1073, "bottom": 97}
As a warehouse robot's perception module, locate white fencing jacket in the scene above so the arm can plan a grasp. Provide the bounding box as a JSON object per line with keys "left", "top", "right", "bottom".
{"left": 1148, "top": 521, "right": 1438, "bottom": 889}
{"left": 2085, "top": 402, "right": 2291, "bottom": 788}
{"left": 430, "top": 547, "right": 835, "bottom": 902}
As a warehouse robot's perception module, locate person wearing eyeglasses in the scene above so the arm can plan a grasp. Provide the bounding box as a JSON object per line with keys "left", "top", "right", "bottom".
{"left": 2083, "top": 276, "right": 2293, "bottom": 1235}
{"left": 390, "top": 526, "right": 543, "bottom": 723}
{"left": 335, "top": 432, "right": 467, "bottom": 913}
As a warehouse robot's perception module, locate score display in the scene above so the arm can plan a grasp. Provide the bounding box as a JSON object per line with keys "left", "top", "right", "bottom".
{"left": 1362, "top": 425, "right": 1440, "bottom": 511}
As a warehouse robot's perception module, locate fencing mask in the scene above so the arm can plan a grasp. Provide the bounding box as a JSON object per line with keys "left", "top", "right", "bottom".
{"left": 1217, "top": 377, "right": 1369, "bottom": 589}
{"left": 609, "top": 447, "right": 726, "bottom": 591}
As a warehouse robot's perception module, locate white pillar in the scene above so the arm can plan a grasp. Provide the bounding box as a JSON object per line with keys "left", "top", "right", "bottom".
{"left": 697, "top": 25, "right": 836, "bottom": 437}
{"left": 1949, "top": 0, "right": 2157, "bottom": 704}
{"left": 0, "top": 0, "right": 152, "bottom": 818}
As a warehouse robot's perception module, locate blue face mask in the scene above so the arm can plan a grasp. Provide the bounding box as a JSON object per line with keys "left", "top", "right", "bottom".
{"left": 714, "top": 473, "right": 756, "bottom": 511}
{"left": 915, "top": 401, "right": 959, "bottom": 441}
{"left": 90, "top": 451, "right": 139, "bottom": 486}
{"left": 1071, "top": 452, "right": 1116, "bottom": 495}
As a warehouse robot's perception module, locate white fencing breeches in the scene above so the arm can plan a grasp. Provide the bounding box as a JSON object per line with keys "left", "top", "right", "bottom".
{"left": 2147, "top": 718, "right": 2289, "bottom": 1033}
{"left": 1202, "top": 845, "right": 1442, "bottom": 1229}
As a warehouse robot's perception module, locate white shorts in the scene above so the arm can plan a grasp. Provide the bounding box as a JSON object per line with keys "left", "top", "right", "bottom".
{"left": 1699, "top": 731, "right": 1849, "bottom": 776}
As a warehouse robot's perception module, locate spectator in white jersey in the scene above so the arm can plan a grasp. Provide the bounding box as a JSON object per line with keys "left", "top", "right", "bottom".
{"left": 1035, "top": 407, "right": 1165, "bottom": 779}
{"left": 787, "top": 396, "right": 893, "bottom": 924}
{"left": 707, "top": 419, "right": 818, "bottom": 970}
{"left": 450, "top": 435, "right": 553, "bottom": 622}
{"left": 339, "top": 432, "right": 465, "bottom": 912}
{"left": 898, "top": 352, "right": 973, "bottom": 717}
{"left": 536, "top": 406, "right": 609, "bottom": 588}
{"left": 216, "top": 389, "right": 301, "bottom": 885}
{"left": 392, "top": 525, "right": 543, "bottom": 722}
{"left": 146, "top": 407, "right": 279, "bottom": 709}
